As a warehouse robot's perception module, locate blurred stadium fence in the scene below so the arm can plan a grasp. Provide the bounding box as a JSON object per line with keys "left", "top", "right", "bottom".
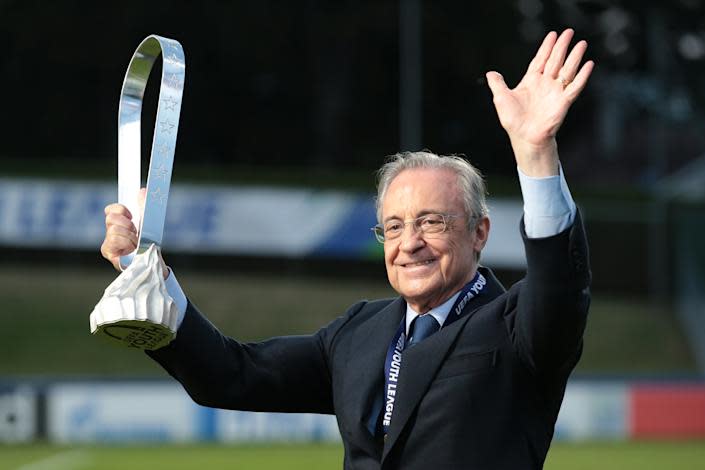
{"left": 2, "top": 379, "right": 704, "bottom": 444}
{"left": 0, "top": 178, "right": 525, "bottom": 268}
{"left": 656, "top": 155, "right": 705, "bottom": 373}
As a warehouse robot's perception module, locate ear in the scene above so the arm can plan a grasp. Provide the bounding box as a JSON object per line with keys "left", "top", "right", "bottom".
{"left": 473, "top": 216, "right": 490, "bottom": 254}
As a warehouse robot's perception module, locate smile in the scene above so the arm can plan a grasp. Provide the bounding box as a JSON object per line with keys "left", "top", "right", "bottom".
{"left": 402, "top": 259, "right": 436, "bottom": 268}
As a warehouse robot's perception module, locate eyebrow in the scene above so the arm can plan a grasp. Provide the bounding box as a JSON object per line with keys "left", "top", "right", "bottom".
{"left": 382, "top": 210, "right": 439, "bottom": 224}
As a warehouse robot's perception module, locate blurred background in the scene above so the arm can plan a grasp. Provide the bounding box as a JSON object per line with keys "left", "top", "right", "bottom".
{"left": 1, "top": 0, "right": 704, "bottom": 468}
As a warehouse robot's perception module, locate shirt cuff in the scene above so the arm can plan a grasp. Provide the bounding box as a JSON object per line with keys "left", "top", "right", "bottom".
{"left": 517, "top": 165, "right": 577, "bottom": 238}
{"left": 164, "top": 268, "right": 187, "bottom": 329}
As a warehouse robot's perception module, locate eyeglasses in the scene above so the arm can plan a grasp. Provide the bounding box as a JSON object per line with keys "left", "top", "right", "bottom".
{"left": 371, "top": 213, "right": 461, "bottom": 243}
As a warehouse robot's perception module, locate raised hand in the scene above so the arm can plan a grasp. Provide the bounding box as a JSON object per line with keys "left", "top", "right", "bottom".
{"left": 486, "top": 29, "right": 594, "bottom": 177}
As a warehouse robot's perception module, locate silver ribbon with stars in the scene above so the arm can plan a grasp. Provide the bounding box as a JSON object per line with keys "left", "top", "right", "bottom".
{"left": 117, "top": 35, "right": 185, "bottom": 269}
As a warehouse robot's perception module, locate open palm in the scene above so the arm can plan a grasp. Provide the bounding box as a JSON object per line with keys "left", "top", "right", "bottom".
{"left": 486, "top": 29, "right": 594, "bottom": 173}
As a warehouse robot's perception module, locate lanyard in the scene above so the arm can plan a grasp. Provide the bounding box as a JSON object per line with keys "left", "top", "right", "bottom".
{"left": 380, "top": 271, "right": 486, "bottom": 433}
{"left": 444, "top": 270, "right": 487, "bottom": 328}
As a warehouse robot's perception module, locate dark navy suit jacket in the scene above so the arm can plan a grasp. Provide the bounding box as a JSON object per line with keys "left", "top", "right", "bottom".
{"left": 149, "top": 213, "right": 591, "bottom": 469}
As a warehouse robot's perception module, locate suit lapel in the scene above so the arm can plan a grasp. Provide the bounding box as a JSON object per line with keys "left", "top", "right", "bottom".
{"left": 342, "top": 297, "right": 405, "bottom": 447}
{"left": 381, "top": 267, "right": 505, "bottom": 461}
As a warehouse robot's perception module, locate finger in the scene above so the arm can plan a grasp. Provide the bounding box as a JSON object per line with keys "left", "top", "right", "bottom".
{"left": 527, "top": 31, "right": 558, "bottom": 74}
{"left": 104, "top": 203, "right": 132, "bottom": 219}
{"left": 101, "top": 242, "right": 137, "bottom": 268}
{"left": 101, "top": 232, "right": 137, "bottom": 261}
{"left": 106, "top": 225, "right": 139, "bottom": 248}
{"left": 101, "top": 237, "right": 135, "bottom": 259}
{"left": 544, "top": 29, "right": 574, "bottom": 78}
{"left": 105, "top": 212, "right": 138, "bottom": 234}
{"left": 101, "top": 243, "right": 133, "bottom": 271}
{"left": 485, "top": 71, "right": 510, "bottom": 97}
{"left": 100, "top": 241, "right": 121, "bottom": 269}
{"left": 565, "top": 60, "right": 594, "bottom": 102}
{"left": 558, "top": 40, "right": 588, "bottom": 82}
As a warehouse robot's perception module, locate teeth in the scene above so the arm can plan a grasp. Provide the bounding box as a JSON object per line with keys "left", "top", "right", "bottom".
{"left": 405, "top": 260, "right": 433, "bottom": 267}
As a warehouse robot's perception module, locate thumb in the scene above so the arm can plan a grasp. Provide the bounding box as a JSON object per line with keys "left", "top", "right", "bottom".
{"left": 485, "top": 71, "right": 509, "bottom": 98}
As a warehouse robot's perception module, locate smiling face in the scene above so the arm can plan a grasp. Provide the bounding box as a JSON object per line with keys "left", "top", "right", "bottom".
{"left": 381, "top": 167, "right": 489, "bottom": 313}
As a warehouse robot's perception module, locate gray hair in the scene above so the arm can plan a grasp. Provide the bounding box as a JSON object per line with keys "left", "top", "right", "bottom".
{"left": 375, "top": 151, "right": 489, "bottom": 227}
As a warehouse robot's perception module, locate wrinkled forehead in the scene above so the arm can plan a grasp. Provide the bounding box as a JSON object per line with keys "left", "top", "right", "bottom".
{"left": 381, "top": 168, "right": 464, "bottom": 219}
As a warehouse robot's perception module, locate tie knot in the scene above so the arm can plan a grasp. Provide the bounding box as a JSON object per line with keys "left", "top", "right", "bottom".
{"left": 407, "top": 314, "right": 440, "bottom": 346}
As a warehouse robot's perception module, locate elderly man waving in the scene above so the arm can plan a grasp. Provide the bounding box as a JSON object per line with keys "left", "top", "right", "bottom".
{"left": 101, "top": 29, "right": 593, "bottom": 470}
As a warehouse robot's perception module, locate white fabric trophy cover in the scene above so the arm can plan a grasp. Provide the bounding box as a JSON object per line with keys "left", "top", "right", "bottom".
{"left": 90, "top": 245, "right": 178, "bottom": 350}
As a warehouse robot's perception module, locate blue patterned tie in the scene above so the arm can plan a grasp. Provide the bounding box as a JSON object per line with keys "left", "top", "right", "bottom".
{"left": 407, "top": 314, "right": 440, "bottom": 347}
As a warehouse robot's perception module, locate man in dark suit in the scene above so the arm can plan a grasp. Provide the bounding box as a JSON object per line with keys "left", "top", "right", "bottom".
{"left": 101, "top": 29, "right": 593, "bottom": 469}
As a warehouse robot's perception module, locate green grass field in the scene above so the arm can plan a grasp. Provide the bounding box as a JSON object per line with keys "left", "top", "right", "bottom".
{"left": 0, "top": 263, "right": 696, "bottom": 376}
{"left": 2, "top": 442, "right": 705, "bottom": 470}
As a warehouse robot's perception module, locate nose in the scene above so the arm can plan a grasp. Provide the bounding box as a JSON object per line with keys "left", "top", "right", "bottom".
{"left": 398, "top": 224, "right": 425, "bottom": 252}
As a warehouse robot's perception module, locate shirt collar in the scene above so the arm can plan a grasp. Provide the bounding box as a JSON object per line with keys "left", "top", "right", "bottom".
{"left": 404, "top": 290, "right": 463, "bottom": 335}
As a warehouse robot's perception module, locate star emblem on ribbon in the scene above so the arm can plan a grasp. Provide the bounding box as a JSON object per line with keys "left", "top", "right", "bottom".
{"left": 167, "top": 51, "right": 181, "bottom": 64}
{"left": 151, "top": 164, "right": 169, "bottom": 182}
{"left": 156, "top": 142, "right": 171, "bottom": 158}
{"left": 159, "top": 120, "right": 175, "bottom": 135}
{"left": 162, "top": 96, "right": 179, "bottom": 112}
{"left": 165, "top": 73, "right": 182, "bottom": 89}
{"left": 150, "top": 186, "right": 167, "bottom": 205}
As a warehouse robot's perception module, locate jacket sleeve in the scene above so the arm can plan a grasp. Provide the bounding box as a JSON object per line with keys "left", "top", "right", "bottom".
{"left": 511, "top": 209, "right": 592, "bottom": 375}
{"left": 147, "top": 299, "right": 366, "bottom": 414}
